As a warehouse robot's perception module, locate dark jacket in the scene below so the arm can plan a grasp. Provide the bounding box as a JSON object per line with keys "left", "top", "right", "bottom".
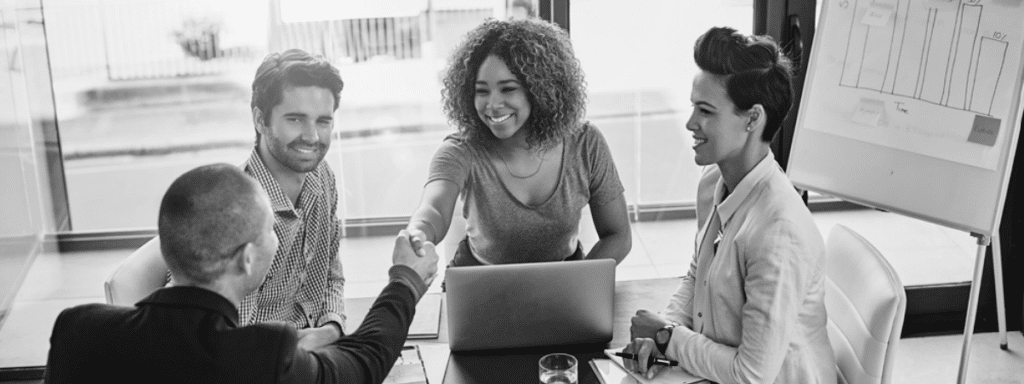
{"left": 44, "top": 266, "right": 424, "bottom": 383}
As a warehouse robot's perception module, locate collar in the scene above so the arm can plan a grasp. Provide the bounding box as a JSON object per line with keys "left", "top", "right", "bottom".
{"left": 244, "top": 148, "right": 325, "bottom": 213}
{"left": 713, "top": 151, "right": 777, "bottom": 228}
{"left": 137, "top": 286, "right": 239, "bottom": 327}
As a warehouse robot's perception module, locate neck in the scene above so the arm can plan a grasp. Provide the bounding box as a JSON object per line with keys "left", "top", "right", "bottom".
{"left": 257, "top": 143, "right": 306, "bottom": 205}
{"left": 169, "top": 276, "right": 246, "bottom": 309}
{"left": 718, "top": 144, "right": 770, "bottom": 192}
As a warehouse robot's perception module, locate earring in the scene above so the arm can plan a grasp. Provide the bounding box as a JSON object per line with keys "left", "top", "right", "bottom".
{"left": 746, "top": 125, "right": 753, "bottom": 132}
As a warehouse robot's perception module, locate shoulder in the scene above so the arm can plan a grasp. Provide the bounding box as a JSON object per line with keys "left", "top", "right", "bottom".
{"left": 50, "top": 304, "right": 133, "bottom": 348}
{"left": 56, "top": 303, "right": 132, "bottom": 326}
{"left": 313, "top": 160, "right": 336, "bottom": 188}
{"left": 742, "top": 171, "right": 824, "bottom": 256}
{"left": 572, "top": 122, "right": 609, "bottom": 147}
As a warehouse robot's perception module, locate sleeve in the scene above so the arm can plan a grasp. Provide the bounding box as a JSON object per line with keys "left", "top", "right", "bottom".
{"left": 662, "top": 258, "right": 697, "bottom": 328}
{"left": 283, "top": 275, "right": 420, "bottom": 384}
{"left": 582, "top": 123, "right": 625, "bottom": 206}
{"left": 664, "top": 218, "right": 818, "bottom": 384}
{"left": 663, "top": 166, "right": 719, "bottom": 328}
{"left": 318, "top": 167, "right": 346, "bottom": 333}
{"left": 426, "top": 137, "right": 470, "bottom": 188}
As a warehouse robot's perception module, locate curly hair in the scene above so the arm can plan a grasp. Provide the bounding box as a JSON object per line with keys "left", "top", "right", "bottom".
{"left": 694, "top": 27, "right": 793, "bottom": 142}
{"left": 441, "top": 18, "right": 586, "bottom": 148}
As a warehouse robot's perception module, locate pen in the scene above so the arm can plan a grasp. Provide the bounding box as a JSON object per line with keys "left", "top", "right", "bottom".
{"left": 613, "top": 352, "right": 679, "bottom": 366}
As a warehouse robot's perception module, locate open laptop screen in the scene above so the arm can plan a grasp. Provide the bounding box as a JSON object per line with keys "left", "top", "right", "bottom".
{"left": 445, "top": 258, "right": 615, "bottom": 352}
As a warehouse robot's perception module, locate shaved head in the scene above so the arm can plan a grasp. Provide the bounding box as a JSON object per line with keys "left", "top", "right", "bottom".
{"left": 158, "top": 164, "right": 274, "bottom": 284}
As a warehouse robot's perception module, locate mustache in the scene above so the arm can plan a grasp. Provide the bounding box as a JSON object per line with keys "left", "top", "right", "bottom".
{"left": 288, "top": 140, "right": 328, "bottom": 151}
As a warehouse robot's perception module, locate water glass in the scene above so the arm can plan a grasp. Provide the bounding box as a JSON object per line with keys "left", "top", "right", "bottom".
{"left": 539, "top": 353, "right": 578, "bottom": 384}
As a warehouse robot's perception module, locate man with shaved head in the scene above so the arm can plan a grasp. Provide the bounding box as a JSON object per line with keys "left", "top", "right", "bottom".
{"left": 44, "top": 164, "right": 439, "bottom": 383}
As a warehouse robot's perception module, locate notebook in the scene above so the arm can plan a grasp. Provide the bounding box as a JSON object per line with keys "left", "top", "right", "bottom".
{"left": 445, "top": 258, "right": 615, "bottom": 351}
{"left": 345, "top": 293, "right": 442, "bottom": 339}
{"left": 591, "top": 348, "right": 705, "bottom": 384}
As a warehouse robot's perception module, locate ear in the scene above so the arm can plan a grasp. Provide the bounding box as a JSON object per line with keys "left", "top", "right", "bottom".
{"left": 253, "top": 107, "right": 267, "bottom": 135}
{"left": 237, "top": 242, "right": 255, "bottom": 277}
{"left": 747, "top": 104, "right": 767, "bottom": 132}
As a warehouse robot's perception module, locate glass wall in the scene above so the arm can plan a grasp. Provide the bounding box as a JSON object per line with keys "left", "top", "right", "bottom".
{"left": 47, "top": 0, "right": 752, "bottom": 232}
{"left": 0, "top": 0, "right": 61, "bottom": 351}
{"left": 572, "top": 0, "right": 753, "bottom": 217}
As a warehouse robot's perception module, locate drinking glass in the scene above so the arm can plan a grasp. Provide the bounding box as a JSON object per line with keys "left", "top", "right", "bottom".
{"left": 539, "top": 353, "right": 578, "bottom": 384}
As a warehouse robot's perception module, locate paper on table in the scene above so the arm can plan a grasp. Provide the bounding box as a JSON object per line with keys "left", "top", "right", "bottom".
{"left": 597, "top": 349, "right": 705, "bottom": 384}
{"left": 384, "top": 345, "right": 428, "bottom": 384}
{"left": 346, "top": 293, "right": 442, "bottom": 339}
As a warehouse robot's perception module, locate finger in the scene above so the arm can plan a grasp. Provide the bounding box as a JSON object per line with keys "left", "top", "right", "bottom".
{"left": 637, "top": 339, "right": 656, "bottom": 375}
{"left": 647, "top": 364, "right": 663, "bottom": 380}
{"left": 394, "top": 231, "right": 413, "bottom": 252}
{"left": 420, "top": 242, "right": 437, "bottom": 258}
{"left": 621, "top": 344, "right": 636, "bottom": 371}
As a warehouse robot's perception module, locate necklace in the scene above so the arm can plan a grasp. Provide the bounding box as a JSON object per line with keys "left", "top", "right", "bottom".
{"left": 499, "top": 150, "right": 546, "bottom": 179}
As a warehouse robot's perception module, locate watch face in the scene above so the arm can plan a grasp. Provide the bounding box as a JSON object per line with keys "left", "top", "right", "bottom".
{"left": 655, "top": 327, "right": 671, "bottom": 344}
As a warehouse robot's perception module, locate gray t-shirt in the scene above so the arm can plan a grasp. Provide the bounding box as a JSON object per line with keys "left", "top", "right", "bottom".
{"left": 427, "top": 122, "right": 625, "bottom": 264}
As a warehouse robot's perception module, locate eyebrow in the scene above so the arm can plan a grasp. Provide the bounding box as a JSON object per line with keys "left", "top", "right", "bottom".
{"left": 693, "top": 101, "right": 716, "bottom": 110}
{"left": 282, "top": 112, "right": 333, "bottom": 120}
{"left": 475, "top": 79, "right": 521, "bottom": 86}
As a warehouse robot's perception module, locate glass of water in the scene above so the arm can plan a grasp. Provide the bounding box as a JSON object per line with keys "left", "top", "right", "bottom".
{"left": 539, "top": 353, "right": 578, "bottom": 384}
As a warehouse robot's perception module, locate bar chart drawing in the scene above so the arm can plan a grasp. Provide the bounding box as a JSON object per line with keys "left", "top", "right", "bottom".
{"left": 839, "top": 0, "right": 1006, "bottom": 115}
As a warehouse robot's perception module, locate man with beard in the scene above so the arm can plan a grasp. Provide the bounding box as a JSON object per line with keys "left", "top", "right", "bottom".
{"left": 138, "top": 49, "right": 350, "bottom": 350}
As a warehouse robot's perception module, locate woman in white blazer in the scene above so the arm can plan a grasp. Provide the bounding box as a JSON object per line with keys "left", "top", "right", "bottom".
{"left": 622, "top": 26, "right": 837, "bottom": 384}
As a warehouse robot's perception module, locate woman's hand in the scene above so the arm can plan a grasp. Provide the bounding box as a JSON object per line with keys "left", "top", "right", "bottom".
{"left": 630, "top": 309, "right": 672, "bottom": 340}
{"left": 621, "top": 338, "right": 667, "bottom": 380}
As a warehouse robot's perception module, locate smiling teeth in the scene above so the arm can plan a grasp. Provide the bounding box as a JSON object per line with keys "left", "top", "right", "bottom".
{"left": 488, "top": 114, "right": 512, "bottom": 123}
{"left": 694, "top": 138, "right": 707, "bottom": 145}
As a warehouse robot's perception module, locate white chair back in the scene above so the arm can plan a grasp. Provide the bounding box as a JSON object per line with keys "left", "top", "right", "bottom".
{"left": 824, "top": 224, "right": 906, "bottom": 384}
{"left": 104, "top": 236, "right": 168, "bottom": 305}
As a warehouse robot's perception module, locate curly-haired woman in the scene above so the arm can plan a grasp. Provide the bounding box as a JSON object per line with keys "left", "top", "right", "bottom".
{"left": 405, "top": 18, "right": 631, "bottom": 267}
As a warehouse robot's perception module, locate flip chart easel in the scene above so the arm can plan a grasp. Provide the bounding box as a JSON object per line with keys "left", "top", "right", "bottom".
{"left": 787, "top": 1, "right": 1024, "bottom": 382}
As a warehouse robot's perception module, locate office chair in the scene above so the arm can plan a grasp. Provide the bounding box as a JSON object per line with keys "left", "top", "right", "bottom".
{"left": 104, "top": 236, "right": 168, "bottom": 306}
{"left": 824, "top": 224, "right": 906, "bottom": 384}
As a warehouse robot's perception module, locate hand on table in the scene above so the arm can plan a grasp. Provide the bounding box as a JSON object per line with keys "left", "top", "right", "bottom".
{"left": 621, "top": 338, "right": 668, "bottom": 380}
{"left": 630, "top": 309, "right": 672, "bottom": 340}
{"left": 296, "top": 323, "right": 341, "bottom": 351}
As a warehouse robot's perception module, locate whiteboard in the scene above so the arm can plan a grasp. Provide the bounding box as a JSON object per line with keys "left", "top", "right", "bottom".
{"left": 789, "top": 0, "right": 1024, "bottom": 236}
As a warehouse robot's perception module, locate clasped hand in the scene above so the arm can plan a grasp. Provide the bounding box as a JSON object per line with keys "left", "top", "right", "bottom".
{"left": 621, "top": 337, "right": 668, "bottom": 380}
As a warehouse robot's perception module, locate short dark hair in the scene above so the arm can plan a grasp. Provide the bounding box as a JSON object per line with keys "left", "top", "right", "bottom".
{"left": 693, "top": 26, "right": 793, "bottom": 142}
{"left": 251, "top": 49, "right": 344, "bottom": 145}
{"left": 158, "top": 164, "right": 269, "bottom": 284}
{"left": 441, "top": 18, "right": 586, "bottom": 149}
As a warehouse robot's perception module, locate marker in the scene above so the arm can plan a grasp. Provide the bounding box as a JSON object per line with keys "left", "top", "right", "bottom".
{"left": 613, "top": 352, "right": 679, "bottom": 366}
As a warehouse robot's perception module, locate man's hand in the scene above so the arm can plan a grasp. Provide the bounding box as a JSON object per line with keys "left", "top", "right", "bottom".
{"left": 295, "top": 324, "right": 341, "bottom": 351}
{"left": 621, "top": 338, "right": 667, "bottom": 380}
{"left": 394, "top": 230, "right": 439, "bottom": 286}
{"left": 630, "top": 309, "right": 672, "bottom": 340}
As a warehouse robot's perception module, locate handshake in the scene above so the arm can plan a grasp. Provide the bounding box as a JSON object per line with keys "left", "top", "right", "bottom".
{"left": 392, "top": 229, "right": 440, "bottom": 287}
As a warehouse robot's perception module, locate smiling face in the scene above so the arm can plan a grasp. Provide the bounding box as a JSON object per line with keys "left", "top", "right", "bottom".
{"left": 474, "top": 55, "right": 532, "bottom": 142}
{"left": 686, "top": 71, "right": 753, "bottom": 167}
{"left": 256, "top": 85, "right": 335, "bottom": 174}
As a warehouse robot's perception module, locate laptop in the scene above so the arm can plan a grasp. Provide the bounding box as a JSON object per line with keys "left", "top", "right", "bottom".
{"left": 445, "top": 258, "right": 615, "bottom": 352}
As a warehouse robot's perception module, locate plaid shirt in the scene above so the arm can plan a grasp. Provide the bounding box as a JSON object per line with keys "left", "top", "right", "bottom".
{"left": 239, "top": 149, "right": 346, "bottom": 331}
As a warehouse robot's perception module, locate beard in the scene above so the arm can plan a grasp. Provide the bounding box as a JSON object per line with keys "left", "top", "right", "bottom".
{"left": 265, "top": 135, "right": 329, "bottom": 173}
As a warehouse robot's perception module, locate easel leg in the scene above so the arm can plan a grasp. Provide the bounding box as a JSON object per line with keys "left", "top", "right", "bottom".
{"left": 992, "top": 233, "right": 1008, "bottom": 350}
{"left": 957, "top": 236, "right": 990, "bottom": 384}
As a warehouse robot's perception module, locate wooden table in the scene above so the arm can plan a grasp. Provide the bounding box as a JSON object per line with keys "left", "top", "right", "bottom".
{"left": 403, "top": 277, "right": 684, "bottom": 383}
